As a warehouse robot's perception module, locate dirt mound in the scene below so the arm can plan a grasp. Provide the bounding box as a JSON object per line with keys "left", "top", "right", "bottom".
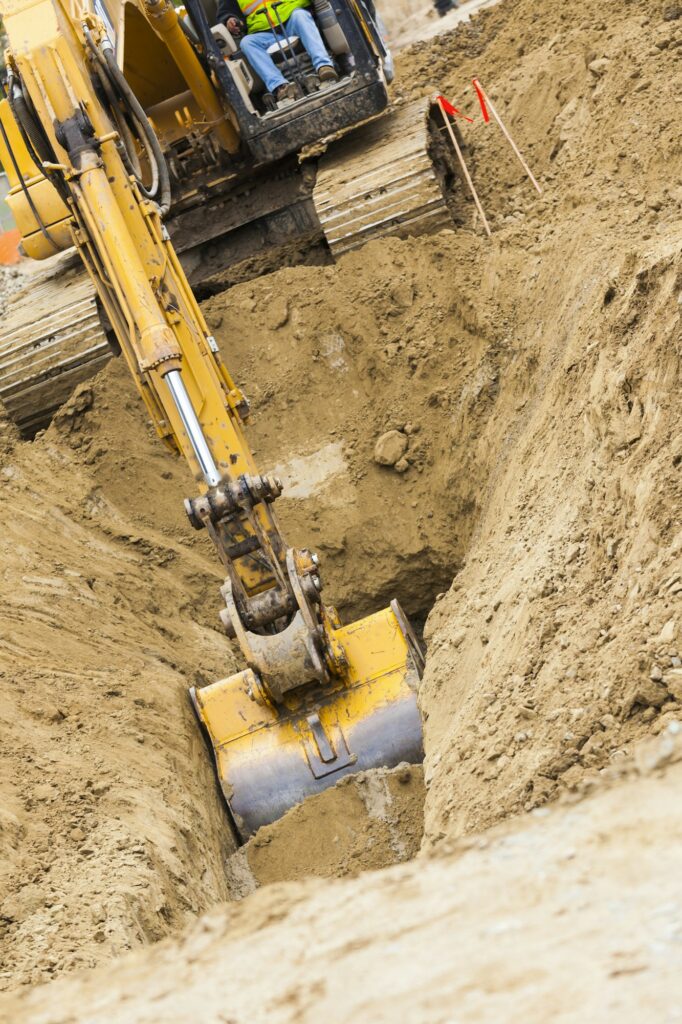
{"left": 422, "top": 234, "right": 682, "bottom": 842}
{"left": 0, "top": 375, "right": 237, "bottom": 989}
{"left": 227, "top": 765, "right": 424, "bottom": 895}
{"left": 378, "top": 0, "right": 499, "bottom": 51}
{"left": 5, "top": 743, "right": 682, "bottom": 1023}
{"left": 399, "top": 0, "right": 682, "bottom": 844}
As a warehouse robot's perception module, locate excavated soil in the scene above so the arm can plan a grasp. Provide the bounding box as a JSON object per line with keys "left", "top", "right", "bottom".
{"left": 225, "top": 764, "right": 425, "bottom": 895}
{"left": 6, "top": 742, "right": 682, "bottom": 1023}
{"left": 0, "top": 376, "right": 237, "bottom": 988}
{"left": 1, "top": 0, "right": 681, "bottom": 1015}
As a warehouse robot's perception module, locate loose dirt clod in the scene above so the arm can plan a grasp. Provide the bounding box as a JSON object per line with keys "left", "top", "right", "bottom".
{"left": 374, "top": 430, "right": 409, "bottom": 467}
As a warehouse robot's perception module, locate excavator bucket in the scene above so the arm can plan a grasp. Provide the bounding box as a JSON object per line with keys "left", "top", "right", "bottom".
{"left": 190, "top": 601, "right": 424, "bottom": 841}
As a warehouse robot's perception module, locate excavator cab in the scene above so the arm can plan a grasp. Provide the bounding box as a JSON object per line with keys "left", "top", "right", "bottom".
{"left": 183, "top": 0, "right": 392, "bottom": 162}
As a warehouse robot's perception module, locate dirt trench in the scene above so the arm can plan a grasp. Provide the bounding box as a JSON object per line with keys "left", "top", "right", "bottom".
{"left": 0, "top": 316, "right": 430, "bottom": 986}
{"left": 200, "top": 229, "right": 517, "bottom": 629}
{"left": 1, "top": 215, "right": 501, "bottom": 985}
{"left": 1, "top": 0, "right": 681, "bottom": 1011}
{"left": 0, "top": 205, "right": 509, "bottom": 990}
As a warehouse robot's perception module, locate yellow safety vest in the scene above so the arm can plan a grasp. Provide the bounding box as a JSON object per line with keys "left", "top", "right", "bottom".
{"left": 238, "top": 0, "right": 310, "bottom": 34}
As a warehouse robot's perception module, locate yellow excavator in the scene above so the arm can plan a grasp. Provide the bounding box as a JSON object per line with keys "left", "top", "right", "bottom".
{"left": 0, "top": 0, "right": 432, "bottom": 839}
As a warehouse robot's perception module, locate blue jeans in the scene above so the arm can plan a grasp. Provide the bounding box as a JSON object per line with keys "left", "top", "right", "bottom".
{"left": 240, "top": 8, "right": 332, "bottom": 94}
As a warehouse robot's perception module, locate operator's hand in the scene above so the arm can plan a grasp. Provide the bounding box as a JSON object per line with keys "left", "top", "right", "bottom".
{"left": 226, "top": 16, "right": 243, "bottom": 35}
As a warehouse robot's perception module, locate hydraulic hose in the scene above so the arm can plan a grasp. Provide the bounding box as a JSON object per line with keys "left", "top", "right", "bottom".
{"left": 8, "top": 79, "right": 53, "bottom": 166}
{"left": 102, "top": 43, "right": 171, "bottom": 215}
{"left": 7, "top": 74, "right": 72, "bottom": 209}
{"left": 83, "top": 26, "right": 171, "bottom": 216}
{"left": 89, "top": 51, "right": 143, "bottom": 181}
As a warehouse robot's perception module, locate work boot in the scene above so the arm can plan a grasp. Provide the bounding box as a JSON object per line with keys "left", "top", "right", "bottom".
{"left": 275, "top": 82, "right": 298, "bottom": 103}
{"left": 318, "top": 64, "right": 339, "bottom": 84}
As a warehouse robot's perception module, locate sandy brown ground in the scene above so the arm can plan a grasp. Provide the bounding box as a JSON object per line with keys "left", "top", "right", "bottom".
{"left": 0, "top": 379, "right": 237, "bottom": 987}
{"left": 5, "top": 735, "right": 682, "bottom": 1023}
{"left": 0, "top": 0, "right": 681, "bottom": 1014}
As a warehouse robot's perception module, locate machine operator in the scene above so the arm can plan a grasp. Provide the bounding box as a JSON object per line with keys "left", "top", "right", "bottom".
{"left": 216, "top": 0, "right": 339, "bottom": 102}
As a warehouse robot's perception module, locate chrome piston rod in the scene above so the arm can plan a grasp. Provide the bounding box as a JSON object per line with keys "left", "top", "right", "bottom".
{"left": 165, "top": 368, "right": 221, "bottom": 487}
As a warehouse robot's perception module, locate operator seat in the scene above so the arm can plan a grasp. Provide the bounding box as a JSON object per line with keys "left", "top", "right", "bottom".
{"left": 266, "top": 34, "right": 311, "bottom": 73}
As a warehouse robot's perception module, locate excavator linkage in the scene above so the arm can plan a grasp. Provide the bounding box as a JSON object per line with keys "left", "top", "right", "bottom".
{"left": 192, "top": 602, "right": 424, "bottom": 839}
